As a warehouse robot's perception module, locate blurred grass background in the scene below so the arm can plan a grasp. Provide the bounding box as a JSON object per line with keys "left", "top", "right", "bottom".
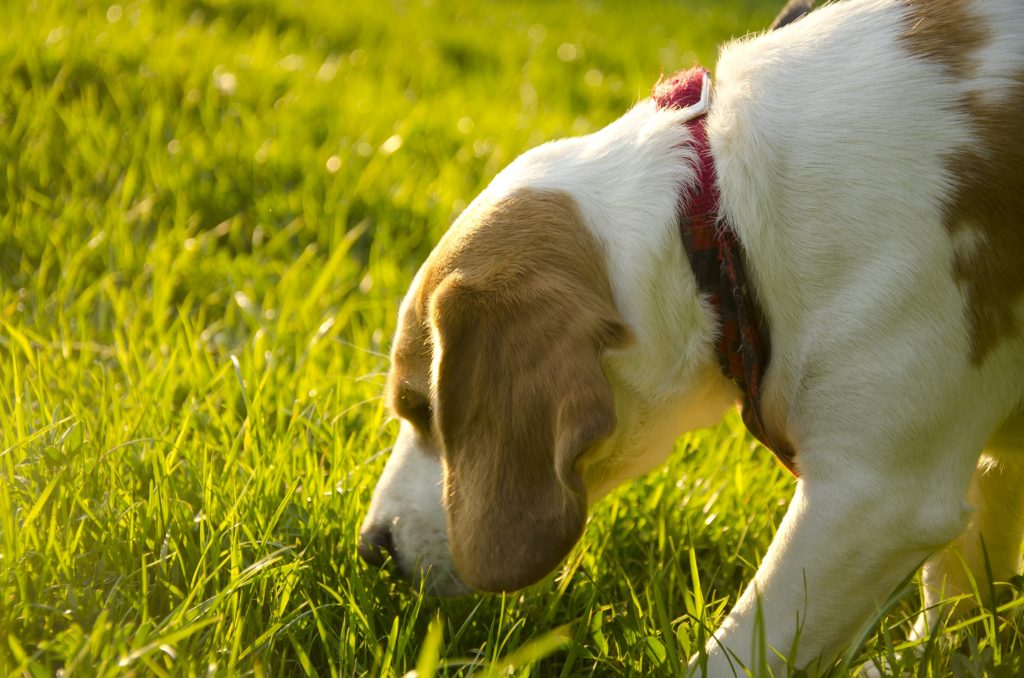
{"left": 1, "top": 0, "right": 1021, "bottom": 675}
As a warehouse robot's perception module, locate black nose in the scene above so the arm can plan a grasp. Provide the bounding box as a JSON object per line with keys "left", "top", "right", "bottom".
{"left": 358, "top": 524, "right": 397, "bottom": 567}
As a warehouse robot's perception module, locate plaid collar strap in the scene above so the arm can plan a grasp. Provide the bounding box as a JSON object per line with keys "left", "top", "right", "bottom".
{"left": 653, "top": 67, "right": 798, "bottom": 476}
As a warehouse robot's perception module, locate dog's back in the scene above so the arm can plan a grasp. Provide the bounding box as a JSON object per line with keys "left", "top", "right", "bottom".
{"left": 702, "top": 1, "right": 1024, "bottom": 670}
{"left": 710, "top": 0, "right": 1024, "bottom": 424}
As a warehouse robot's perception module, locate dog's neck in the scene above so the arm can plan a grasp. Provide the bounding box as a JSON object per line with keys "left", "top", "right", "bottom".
{"left": 483, "top": 101, "right": 729, "bottom": 407}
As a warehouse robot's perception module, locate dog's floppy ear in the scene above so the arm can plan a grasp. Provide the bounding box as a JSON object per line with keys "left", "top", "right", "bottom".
{"left": 770, "top": 0, "right": 815, "bottom": 30}
{"left": 430, "top": 265, "right": 629, "bottom": 592}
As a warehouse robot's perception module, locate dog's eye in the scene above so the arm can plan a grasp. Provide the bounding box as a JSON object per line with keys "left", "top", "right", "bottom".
{"left": 397, "top": 392, "right": 433, "bottom": 433}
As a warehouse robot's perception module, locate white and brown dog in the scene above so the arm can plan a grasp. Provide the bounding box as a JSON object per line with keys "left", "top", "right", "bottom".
{"left": 359, "top": 0, "right": 1024, "bottom": 673}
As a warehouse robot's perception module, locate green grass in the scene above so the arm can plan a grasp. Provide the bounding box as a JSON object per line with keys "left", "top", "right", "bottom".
{"left": 1, "top": 0, "right": 1021, "bottom": 675}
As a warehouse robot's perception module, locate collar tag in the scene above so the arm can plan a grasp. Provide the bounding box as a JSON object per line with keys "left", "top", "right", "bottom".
{"left": 679, "top": 70, "right": 712, "bottom": 121}
{"left": 653, "top": 67, "right": 713, "bottom": 120}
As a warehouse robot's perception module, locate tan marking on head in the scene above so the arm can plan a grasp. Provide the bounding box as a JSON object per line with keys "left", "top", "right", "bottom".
{"left": 901, "top": 0, "right": 987, "bottom": 76}
{"left": 902, "top": 2, "right": 1024, "bottom": 362}
{"left": 390, "top": 187, "right": 630, "bottom": 592}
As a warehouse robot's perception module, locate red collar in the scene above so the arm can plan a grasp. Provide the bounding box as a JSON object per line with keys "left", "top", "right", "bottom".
{"left": 653, "top": 68, "right": 798, "bottom": 476}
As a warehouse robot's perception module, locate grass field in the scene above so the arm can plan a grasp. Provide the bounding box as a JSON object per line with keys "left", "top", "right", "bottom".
{"left": 1, "top": 0, "right": 1022, "bottom": 675}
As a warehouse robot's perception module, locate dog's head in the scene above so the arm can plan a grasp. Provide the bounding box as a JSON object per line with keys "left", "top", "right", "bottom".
{"left": 361, "top": 186, "right": 627, "bottom": 593}
{"left": 358, "top": 102, "right": 739, "bottom": 595}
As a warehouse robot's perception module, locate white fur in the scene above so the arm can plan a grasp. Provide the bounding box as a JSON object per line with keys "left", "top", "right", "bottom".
{"left": 362, "top": 0, "right": 1024, "bottom": 672}
{"left": 360, "top": 422, "right": 467, "bottom": 595}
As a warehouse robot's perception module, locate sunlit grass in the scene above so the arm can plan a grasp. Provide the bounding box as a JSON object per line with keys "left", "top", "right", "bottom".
{"left": 1, "top": 0, "right": 1021, "bottom": 675}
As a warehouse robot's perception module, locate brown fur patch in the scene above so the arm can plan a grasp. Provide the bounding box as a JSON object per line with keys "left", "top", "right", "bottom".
{"left": 901, "top": 1, "right": 1024, "bottom": 362}
{"left": 901, "top": 0, "right": 986, "bottom": 76}
{"left": 389, "top": 188, "right": 630, "bottom": 591}
{"left": 948, "top": 84, "right": 1024, "bottom": 362}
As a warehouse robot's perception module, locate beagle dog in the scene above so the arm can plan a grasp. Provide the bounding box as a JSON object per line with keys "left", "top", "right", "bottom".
{"left": 359, "top": 0, "right": 1024, "bottom": 673}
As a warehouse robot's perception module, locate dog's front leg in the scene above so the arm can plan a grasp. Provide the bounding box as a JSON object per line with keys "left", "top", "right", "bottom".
{"left": 692, "top": 472, "right": 973, "bottom": 676}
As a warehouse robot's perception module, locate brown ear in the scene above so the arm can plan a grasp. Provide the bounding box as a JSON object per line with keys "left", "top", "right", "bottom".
{"left": 431, "top": 273, "right": 628, "bottom": 592}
